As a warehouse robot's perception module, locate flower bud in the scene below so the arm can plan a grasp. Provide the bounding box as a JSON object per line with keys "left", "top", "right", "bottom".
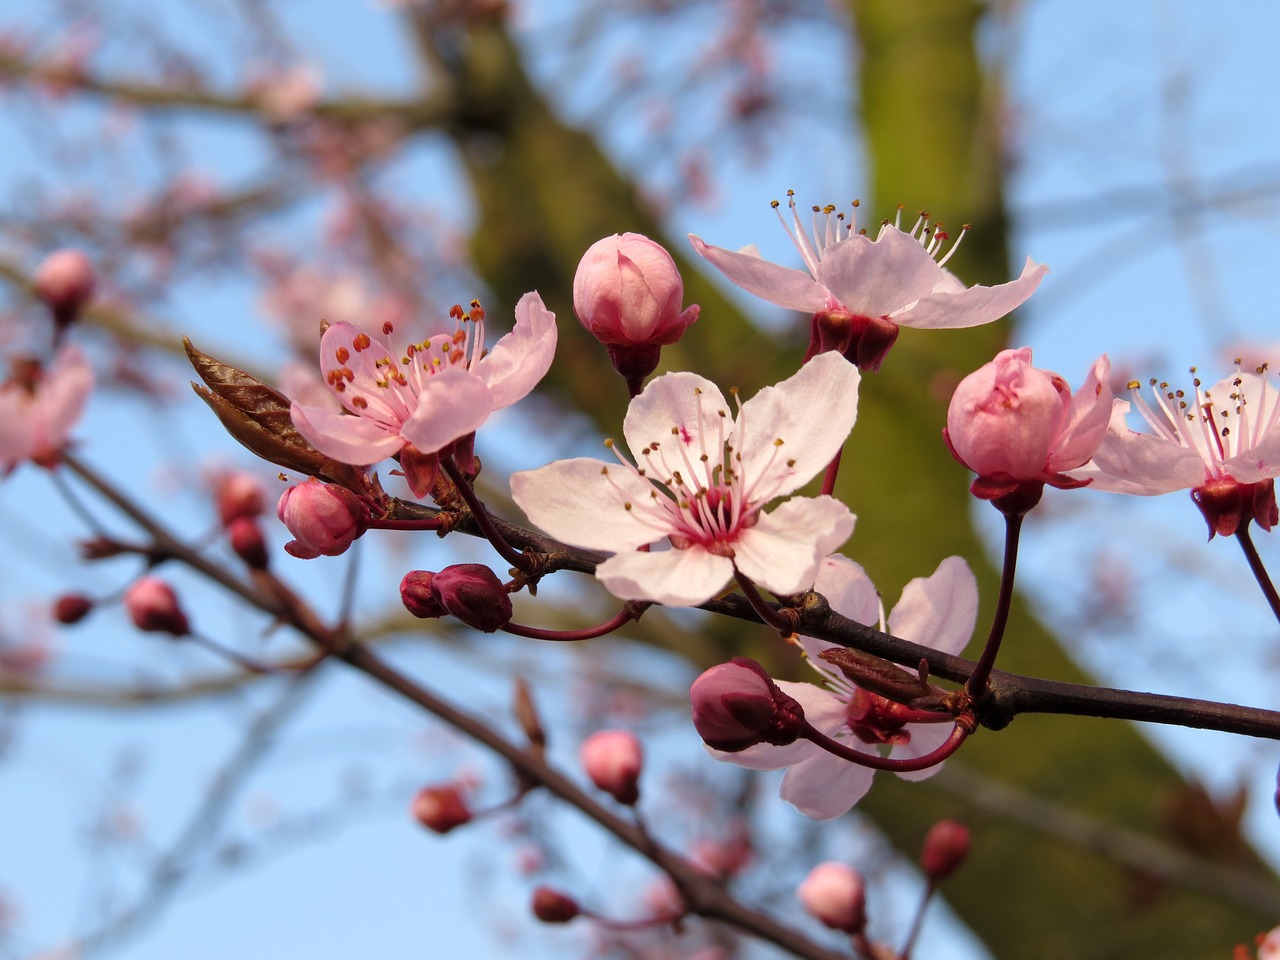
{"left": 227, "top": 516, "right": 269, "bottom": 570}
{"left": 34, "top": 249, "right": 95, "bottom": 330}
{"left": 689, "top": 657, "right": 806, "bottom": 752}
{"left": 531, "top": 886, "right": 580, "bottom": 924}
{"left": 213, "top": 470, "right": 267, "bottom": 527}
{"left": 428, "top": 564, "right": 513, "bottom": 633}
{"left": 411, "top": 784, "right": 472, "bottom": 834}
{"left": 1258, "top": 924, "right": 1280, "bottom": 960}
{"left": 276, "top": 478, "right": 369, "bottom": 559}
{"left": 579, "top": 730, "right": 643, "bottom": 806}
{"left": 944, "top": 348, "right": 1111, "bottom": 515}
{"left": 53, "top": 593, "right": 94, "bottom": 625}
{"left": 797, "top": 863, "right": 867, "bottom": 934}
{"left": 573, "top": 233, "right": 699, "bottom": 390}
{"left": 123, "top": 576, "right": 190, "bottom": 636}
{"left": 400, "top": 570, "right": 447, "bottom": 619}
{"left": 920, "top": 819, "right": 971, "bottom": 882}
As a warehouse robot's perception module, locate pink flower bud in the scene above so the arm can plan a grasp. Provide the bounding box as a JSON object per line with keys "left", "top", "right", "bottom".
{"left": 689, "top": 657, "right": 806, "bottom": 752}
{"left": 400, "top": 570, "right": 447, "bottom": 619}
{"left": 573, "top": 233, "right": 699, "bottom": 390}
{"left": 276, "top": 479, "right": 369, "bottom": 559}
{"left": 797, "top": 862, "right": 867, "bottom": 933}
{"left": 227, "top": 516, "right": 269, "bottom": 570}
{"left": 34, "top": 249, "right": 95, "bottom": 329}
{"left": 579, "top": 730, "right": 643, "bottom": 805}
{"left": 213, "top": 471, "right": 266, "bottom": 527}
{"left": 427, "top": 564, "right": 513, "bottom": 633}
{"left": 920, "top": 819, "right": 971, "bottom": 882}
{"left": 53, "top": 593, "right": 94, "bottom": 625}
{"left": 123, "top": 576, "right": 190, "bottom": 636}
{"left": 531, "top": 886, "right": 580, "bottom": 924}
{"left": 944, "top": 348, "right": 1111, "bottom": 514}
{"left": 411, "top": 784, "right": 472, "bottom": 834}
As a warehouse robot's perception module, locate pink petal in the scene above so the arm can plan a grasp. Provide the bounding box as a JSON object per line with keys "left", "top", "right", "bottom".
{"left": 779, "top": 749, "right": 876, "bottom": 819}
{"left": 475, "top": 292, "right": 558, "bottom": 410}
{"left": 318, "top": 322, "right": 413, "bottom": 424}
{"left": 510, "top": 457, "right": 658, "bottom": 552}
{"left": 1083, "top": 420, "right": 1209, "bottom": 494}
{"left": 290, "top": 402, "right": 405, "bottom": 465}
{"left": 813, "top": 555, "right": 880, "bottom": 626}
{"left": 816, "top": 228, "right": 944, "bottom": 318}
{"left": 890, "top": 721, "right": 955, "bottom": 782}
{"left": 0, "top": 391, "right": 33, "bottom": 465}
{"left": 1047, "top": 354, "right": 1113, "bottom": 472}
{"left": 732, "top": 497, "right": 855, "bottom": 596}
{"left": 737, "top": 352, "right": 860, "bottom": 499}
{"left": 892, "top": 257, "right": 1048, "bottom": 330}
{"left": 399, "top": 367, "right": 494, "bottom": 453}
{"left": 887, "top": 556, "right": 977, "bottom": 657}
{"left": 33, "top": 344, "right": 94, "bottom": 451}
{"left": 687, "top": 234, "right": 830, "bottom": 313}
{"left": 595, "top": 545, "right": 735, "bottom": 605}
{"left": 622, "top": 370, "right": 730, "bottom": 467}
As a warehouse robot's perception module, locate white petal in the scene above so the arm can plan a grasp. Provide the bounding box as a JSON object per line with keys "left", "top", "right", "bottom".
{"left": 779, "top": 750, "right": 876, "bottom": 819}
{"left": 892, "top": 257, "right": 1048, "bottom": 330}
{"left": 1083, "top": 427, "right": 1209, "bottom": 494}
{"left": 891, "top": 721, "right": 954, "bottom": 782}
{"left": 812, "top": 554, "right": 880, "bottom": 625}
{"left": 887, "top": 556, "right": 978, "bottom": 656}
{"left": 732, "top": 497, "right": 855, "bottom": 596}
{"left": 510, "top": 458, "right": 658, "bottom": 552}
{"left": 737, "top": 352, "right": 861, "bottom": 499}
{"left": 622, "top": 370, "right": 731, "bottom": 475}
{"left": 816, "top": 228, "right": 944, "bottom": 317}
{"left": 595, "top": 545, "right": 734, "bottom": 605}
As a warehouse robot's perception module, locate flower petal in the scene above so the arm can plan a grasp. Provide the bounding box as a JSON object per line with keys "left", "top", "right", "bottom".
{"left": 34, "top": 344, "right": 94, "bottom": 450}
{"left": 816, "top": 228, "right": 943, "bottom": 318}
{"left": 713, "top": 681, "right": 840, "bottom": 770}
{"left": 595, "top": 545, "right": 734, "bottom": 605}
{"left": 891, "top": 721, "right": 955, "bottom": 782}
{"left": 1082, "top": 404, "right": 1210, "bottom": 494}
{"left": 510, "top": 457, "right": 658, "bottom": 552}
{"left": 779, "top": 749, "right": 876, "bottom": 819}
{"left": 622, "top": 369, "right": 731, "bottom": 467}
{"left": 474, "top": 291, "right": 558, "bottom": 410}
{"left": 812, "top": 554, "right": 880, "bottom": 625}
{"left": 887, "top": 556, "right": 978, "bottom": 657}
{"left": 892, "top": 257, "right": 1048, "bottom": 330}
{"left": 733, "top": 496, "right": 855, "bottom": 597}
{"left": 399, "top": 367, "right": 495, "bottom": 453}
{"left": 1047, "top": 354, "right": 1113, "bottom": 472}
{"left": 290, "top": 402, "right": 406, "bottom": 465}
{"left": 688, "top": 234, "right": 830, "bottom": 313}
{"left": 737, "top": 351, "right": 860, "bottom": 499}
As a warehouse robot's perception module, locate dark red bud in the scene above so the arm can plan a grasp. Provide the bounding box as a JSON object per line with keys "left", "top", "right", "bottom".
{"left": 53, "top": 593, "right": 94, "bottom": 625}
{"left": 690, "top": 657, "right": 806, "bottom": 752}
{"left": 411, "top": 784, "right": 472, "bottom": 834}
{"left": 227, "top": 516, "right": 269, "bottom": 570}
{"left": 921, "top": 819, "right": 971, "bottom": 882}
{"left": 531, "top": 886, "right": 580, "bottom": 924}
{"left": 400, "top": 570, "right": 447, "bottom": 619}
{"left": 429, "top": 564, "right": 513, "bottom": 632}
{"left": 123, "top": 576, "right": 190, "bottom": 636}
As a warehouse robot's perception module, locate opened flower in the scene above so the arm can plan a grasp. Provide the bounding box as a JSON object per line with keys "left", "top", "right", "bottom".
{"left": 0, "top": 344, "right": 94, "bottom": 474}
{"left": 1079, "top": 363, "right": 1280, "bottom": 537}
{"left": 689, "top": 194, "right": 1047, "bottom": 370}
{"left": 711, "top": 555, "right": 977, "bottom": 819}
{"left": 510, "top": 351, "right": 860, "bottom": 606}
{"left": 291, "top": 292, "right": 556, "bottom": 495}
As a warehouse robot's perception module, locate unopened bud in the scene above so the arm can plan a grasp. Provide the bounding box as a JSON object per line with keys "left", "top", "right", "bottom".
{"left": 214, "top": 471, "right": 267, "bottom": 528}
{"left": 34, "top": 249, "right": 95, "bottom": 330}
{"left": 123, "top": 576, "right": 190, "bottom": 636}
{"left": 53, "top": 593, "right": 94, "bottom": 625}
{"left": 411, "top": 784, "right": 472, "bottom": 834}
{"left": 276, "top": 478, "right": 369, "bottom": 559}
{"left": 689, "top": 657, "right": 805, "bottom": 752}
{"left": 580, "top": 730, "right": 643, "bottom": 806}
{"left": 797, "top": 863, "right": 866, "bottom": 934}
{"left": 921, "top": 819, "right": 971, "bottom": 882}
{"left": 227, "top": 516, "right": 269, "bottom": 570}
{"left": 531, "top": 886, "right": 580, "bottom": 924}
{"left": 428, "top": 564, "right": 513, "bottom": 633}
{"left": 400, "top": 570, "right": 447, "bottom": 619}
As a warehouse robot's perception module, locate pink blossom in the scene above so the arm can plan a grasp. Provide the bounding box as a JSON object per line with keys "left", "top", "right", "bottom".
{"left": 1259, "top": 925, "right": 1280, "bottom": 960}
{"left": 944, "top": 347, "right": 1112, "bottom": 508}
{"left": 689, "top": 194, "right": 1046, "bottom": 369}
{"left": 711, "top": 555, "right": 977, "bottom": 819}
{"left": 510, "top": 351, "right": 859, "bottom": 606}
{"left": 0, "top": 345, "right": 93, "bottom": 474}
{"left": 276, "top": 478, "right": 369, "bottom": 558}
{"left": 796, "top": 863, "right": 866, "bottom": 933}
{"left": 34, "top": 249, "right": 95, "bottom": 328}
{"left": 124, "top": 576, "right": 190, "bottom": 636}
{"left": 1078, "top": 363, "right": 1280, "bottom": 537}
{"left": 290, "top": 293, "right": 556, "bottom": 495}
{"left": 579, "top": 730, "right": 644, "bottom": 805}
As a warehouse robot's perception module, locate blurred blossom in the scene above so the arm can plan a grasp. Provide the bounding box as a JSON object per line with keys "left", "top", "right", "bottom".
{"left": 0, "top": 345, "right": 93, "bottom": 474}
{"left": 123, "top": 576, "right": 190, "bottom": 636}
{"left": 797, "top": 862, "right": 866, "bottom": 933}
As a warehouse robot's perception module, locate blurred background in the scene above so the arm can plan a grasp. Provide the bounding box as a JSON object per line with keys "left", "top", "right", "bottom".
{"left": 1, "top": 1, "right": 1279, "bottom": 958}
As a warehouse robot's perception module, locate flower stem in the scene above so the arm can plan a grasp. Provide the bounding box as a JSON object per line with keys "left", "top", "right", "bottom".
{"left": 820, "top": 446, "right": 844, "bottom": 497}
{"left": 500, "top": 602, "right": 649, "bottom": 642}
{"left": 799, "top": 716, "right": 972, "bottom": 773}
{"left": 734, "top": 572, "right": 798, "bottom": 635}
{"left": 441, "top": 458, "right": 533, "bottom": 573}
{"left": 964, "top": 512, "right": 1023, "bottom": 701}
{"left": 898, "top": 881, "right": 936, "bottom": 960}
{"left": 1236, "top": 524, "right": 1280, "bottom": 625}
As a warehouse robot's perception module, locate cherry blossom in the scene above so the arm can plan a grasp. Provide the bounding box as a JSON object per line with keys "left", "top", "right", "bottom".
{"left": 689, "top": 193, "right": 1046, "bottom": 369}
{"left": 0, "top": 344, "right": 94, "bottom": 474}
{"left": 509, "top": 352, "right": 859, "bottom": 606}
{"left": 711, "top": 555, "right": 977, "bottom": 819}
{"left": 290, "top": 292, "right": 556, "bottom": 495}
{"left": 1079, "top": 363, "right": 1280, "bottom": 537}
